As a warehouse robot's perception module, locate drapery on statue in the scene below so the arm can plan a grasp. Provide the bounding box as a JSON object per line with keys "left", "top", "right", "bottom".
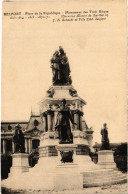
{"left": 100, "top": 123, "right": 110, "bottom": 150}
{"left": 13, "top": 124, "right": 25, "bottom": 153}
{"left": 55, "top": 99, "right": 76, "bottom": 144}
{"left": 50, "top": 46, "right": 72, "bottom": 85}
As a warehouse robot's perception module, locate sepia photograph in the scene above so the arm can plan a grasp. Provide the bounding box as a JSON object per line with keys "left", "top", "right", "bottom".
{"left": 1, "top": 0, "right": 127, "bottom": 193}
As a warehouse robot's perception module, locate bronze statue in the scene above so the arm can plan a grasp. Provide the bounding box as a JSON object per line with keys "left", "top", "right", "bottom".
{"left": 13, "top": 124, "right": 25, "bottom": 153}
{"left": 100, "top": 123, "right": 110, "bottom": 150}
{"left": 50, "top": 46, "right": 72, "bottom": 85}
{"left": 55, "top": 99, "right": 76, "bottom": 144}
{"left": 60, "top": 151, "right": 73, "bottom": 163}
{"left": 50, "top": 50, "right": 61, "bottom": 84}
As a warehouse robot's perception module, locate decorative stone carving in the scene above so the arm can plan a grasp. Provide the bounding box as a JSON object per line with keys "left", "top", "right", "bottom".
{"left": 69, "top": 88, "right": 78, "bottom": 97}
{"left": 60, "top": 151, "right": 74, "bottom": 163}
{"left": 31, "top": 127, "right": 41, "bottom": 137}
{"left": 34, "top": 119, "right": 39, "bottom": 127}
{"left": 46, "top": 89, "right": 55, "bottom": 97}
{"left": 47, "top": 104, "right": 52, "bottom": 109}
{"left": 72, "top": 109, "right": 83, "bottom": 116}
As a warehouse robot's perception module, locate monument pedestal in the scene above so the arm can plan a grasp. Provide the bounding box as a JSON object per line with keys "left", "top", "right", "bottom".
{"left": 54, "top": 144, "right": 83, "bottom": 190}
{"left": 54, "top": 169, "right": 83, "bottom": 190}
{"left": 98, "top": 150, "right": 116, "bottom": 169}
{"left": 1, "top": 51, "right": 127, "bottom": 191}
{"left": 9, "top": 153, "right": 29, "bottom": 177}
{"left": 56, "top": 144, "right": 77, "bottom": 163}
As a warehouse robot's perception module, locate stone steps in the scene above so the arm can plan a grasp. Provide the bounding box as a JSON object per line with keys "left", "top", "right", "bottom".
{"left": 83, "top": 175, "right": 126, "bottom": 183}
{"left": 83, "top": 173, "right": 126, "bottom": 182}
{"left": 82, "top": 170, "right": 123, "bottom": 178}
{"left": 83, "top": 177, "right": 127, "bottom": 187}
{"left": 83, "top": 172, "right": 127, "bottom": 187}
{"left": 82, "top": 169, "right": 118, "bottom": 177}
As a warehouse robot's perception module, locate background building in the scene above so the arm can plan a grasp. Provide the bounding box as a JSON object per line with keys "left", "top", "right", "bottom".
{"left": 1, "top": 112, "right": 43, "bottom": 156}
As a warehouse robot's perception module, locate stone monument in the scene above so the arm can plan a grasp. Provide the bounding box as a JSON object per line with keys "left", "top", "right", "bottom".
{"left": 27, "top": 46, "right": 95, "bottom": 190}
{"left": 38, "top": 46, "right": 94, "bottom": 167}
{"left": 2, "top": 47, "right": 127, "bottom": 190}
{"left": 98, "top": 123, "right": 116, "bottom": 169}
{"left": 9, "top": 124, "right": 29, "bottom": 177}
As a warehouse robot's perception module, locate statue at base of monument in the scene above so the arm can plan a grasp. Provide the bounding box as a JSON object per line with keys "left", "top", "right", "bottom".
{"left": 100, "top": 123, "right": 110, "bottom": 150}
{"left": 13, "top": 124, "right": 25, "bottom": 153}
{"left": 50, "top": 46, "right": 72, "bottom": 85}
{"left": 55, "top": 99, "right": 76, "bottom": 144}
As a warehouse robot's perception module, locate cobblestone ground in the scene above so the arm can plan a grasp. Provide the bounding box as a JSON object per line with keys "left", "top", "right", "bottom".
{"left": 2, "top": 183, "right": 128, "bottom": 194}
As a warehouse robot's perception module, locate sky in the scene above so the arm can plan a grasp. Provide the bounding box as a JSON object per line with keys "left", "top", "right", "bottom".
{"left": 1, "top": 0, "right": 127, "bottom": 144}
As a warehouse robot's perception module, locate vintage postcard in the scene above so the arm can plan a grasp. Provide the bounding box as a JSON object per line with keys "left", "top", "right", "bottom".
{"left": 1, "top": 0, "right": 127, "bottom": 193}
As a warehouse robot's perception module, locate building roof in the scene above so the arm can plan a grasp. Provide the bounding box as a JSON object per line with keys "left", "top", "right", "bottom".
{"left": 25, "top": 114, "right": 43, "bottom": 133}
{"left": 1, "top": 114, "right": 44, "bottom": 133}
{"left": 1, "top": 121, "right": 28, "bottom": 132}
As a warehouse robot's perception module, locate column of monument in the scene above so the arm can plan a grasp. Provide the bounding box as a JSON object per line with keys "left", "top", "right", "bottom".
{"left": 12, "top": 140, "right": 15, "bottom": 153}
{"left": 27, "top": 139, "right": 29, "bottom": 153}
{"left": 52, "top": 112, "right": 55, "bottom": 131}
{"left": 2, "top": 139, "right": 6, "bottom": 155}
{"left": 42, "top": 113, "right": 47, "bottom": 132}
{"left": 87, "top": 134, "right": 93, "bottom": 148}
{"left": 72, "top": 109, "right": 84, "bottom": 131}
{"left": 79, "top": 112, "right": 83, "bottom": 131}
{"left": 74, "top": 111, "right": 79, "bottom": 130}
{"left": 42, "top": 110, "right": 54, "bottom": 132}
{"left": 25, "top": 138, "right": 28, "bottom": 153}
{"left": 46, "top": 110, "right": 53, "bottom": 132}
{"left": 52, "top": 111, "right": 57, "bottom": 132}
{"left": 28, "top": 139, "right": 32, "bottom": 153}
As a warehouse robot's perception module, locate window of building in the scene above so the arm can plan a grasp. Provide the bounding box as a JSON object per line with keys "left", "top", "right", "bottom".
{"left": 8, "top": 125, "right": 12, "bottom": 131}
